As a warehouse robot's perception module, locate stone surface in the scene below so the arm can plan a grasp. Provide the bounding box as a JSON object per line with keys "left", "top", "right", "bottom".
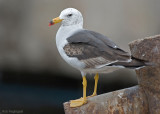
{"left": 64, "top": 86, "right": 148, "bottom": 114}
{"left": 129, "top": 35, "right": 160, "bottom": 114}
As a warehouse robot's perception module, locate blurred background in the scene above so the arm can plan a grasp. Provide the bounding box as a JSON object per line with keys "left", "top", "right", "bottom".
{"left": 0, "top": 0, "right": 160, "bottom": 114}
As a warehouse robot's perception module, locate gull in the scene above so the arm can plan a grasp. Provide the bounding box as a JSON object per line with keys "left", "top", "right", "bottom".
{"left": 49, "top": 8, "right": 150, "bottom": 107}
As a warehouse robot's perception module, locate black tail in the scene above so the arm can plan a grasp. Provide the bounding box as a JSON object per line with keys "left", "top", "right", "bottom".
{"left": 108, "top": 57, "right": 154, "bottom": 69}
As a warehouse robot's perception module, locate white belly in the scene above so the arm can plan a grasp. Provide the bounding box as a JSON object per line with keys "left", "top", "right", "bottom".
{"left": 82, "top": 66, "right": 122, "bottom": 74}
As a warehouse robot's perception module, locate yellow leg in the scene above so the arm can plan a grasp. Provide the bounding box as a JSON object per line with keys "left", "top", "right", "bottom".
{"left": 70, "top": 76, "right": 87, "bottom": 107}
{"left": 88, "top": 73, "right": 99, "bottom": 97}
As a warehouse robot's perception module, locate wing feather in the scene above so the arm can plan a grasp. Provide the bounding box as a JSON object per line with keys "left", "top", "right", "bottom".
{"left": 64, "top": 29, "right": 131, "bottom": 68}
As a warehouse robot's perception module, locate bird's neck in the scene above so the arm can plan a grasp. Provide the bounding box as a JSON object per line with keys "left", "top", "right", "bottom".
{"left": 60, "top": 23, "right": 83, "bottom": 30}
{"left": 57, "top": 23, "right": 83, "bottom": 39}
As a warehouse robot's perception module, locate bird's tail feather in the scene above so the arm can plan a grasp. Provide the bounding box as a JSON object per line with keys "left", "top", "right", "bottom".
{"left": 108, "top": 57, "right": 155, "bottom": 69}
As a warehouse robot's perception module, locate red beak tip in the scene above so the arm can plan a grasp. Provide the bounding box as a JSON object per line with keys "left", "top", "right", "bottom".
{"left": 49, "top": 21, "right": 54, "bottom": 27}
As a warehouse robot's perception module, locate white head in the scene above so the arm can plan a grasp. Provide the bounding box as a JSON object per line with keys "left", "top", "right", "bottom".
{"left": 49, "top": 8, "right": 83, "bottom": 27}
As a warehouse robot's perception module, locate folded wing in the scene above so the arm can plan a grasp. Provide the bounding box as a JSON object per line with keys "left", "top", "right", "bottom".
{"left": 64, "top": 29, "right": 131, "bottom": 68}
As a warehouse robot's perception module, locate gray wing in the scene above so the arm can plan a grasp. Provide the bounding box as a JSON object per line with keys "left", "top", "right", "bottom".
{"left": 64, "top": 29, "right": 131, "bottom": 68}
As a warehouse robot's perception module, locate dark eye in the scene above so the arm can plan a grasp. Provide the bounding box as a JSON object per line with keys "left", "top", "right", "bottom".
{"left": 67, "top": 14, "right": 72, "bottom": 17}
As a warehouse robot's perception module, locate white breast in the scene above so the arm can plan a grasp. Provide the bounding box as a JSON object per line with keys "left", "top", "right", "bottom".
{"left": 56, "top": 25, "right": 85, "bottom": 70}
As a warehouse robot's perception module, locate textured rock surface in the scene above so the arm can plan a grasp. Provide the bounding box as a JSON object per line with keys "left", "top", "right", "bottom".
{"left": 64, "top": 86, "right": 148, "bottom": 114}
{"left": 129, "top": 35, "right": 160, "bottom": 114}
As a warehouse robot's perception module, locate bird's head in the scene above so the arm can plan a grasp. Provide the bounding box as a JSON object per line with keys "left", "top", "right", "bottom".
{"left": 49, "top": 8, "right": 83, "bottom": 27}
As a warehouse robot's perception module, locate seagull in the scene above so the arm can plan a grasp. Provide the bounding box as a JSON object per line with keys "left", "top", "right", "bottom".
{"left": 49, "top": 8, "right": 150, "bottom": 107}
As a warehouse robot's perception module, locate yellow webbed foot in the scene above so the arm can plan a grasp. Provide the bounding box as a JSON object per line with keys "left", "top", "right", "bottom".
{"left": 70, "top": 98, "right": 87, "bottom": 107}
{"left": 87, "top": 92, "right": 97, "bottom": 98}
{"left": 70, "top": 76, "right": 87, "bottom": 107}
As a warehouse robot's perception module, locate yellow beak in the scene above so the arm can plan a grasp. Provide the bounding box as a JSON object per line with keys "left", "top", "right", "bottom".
{"left": 49, "top": 17, "right": 63, "bottom": 26}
